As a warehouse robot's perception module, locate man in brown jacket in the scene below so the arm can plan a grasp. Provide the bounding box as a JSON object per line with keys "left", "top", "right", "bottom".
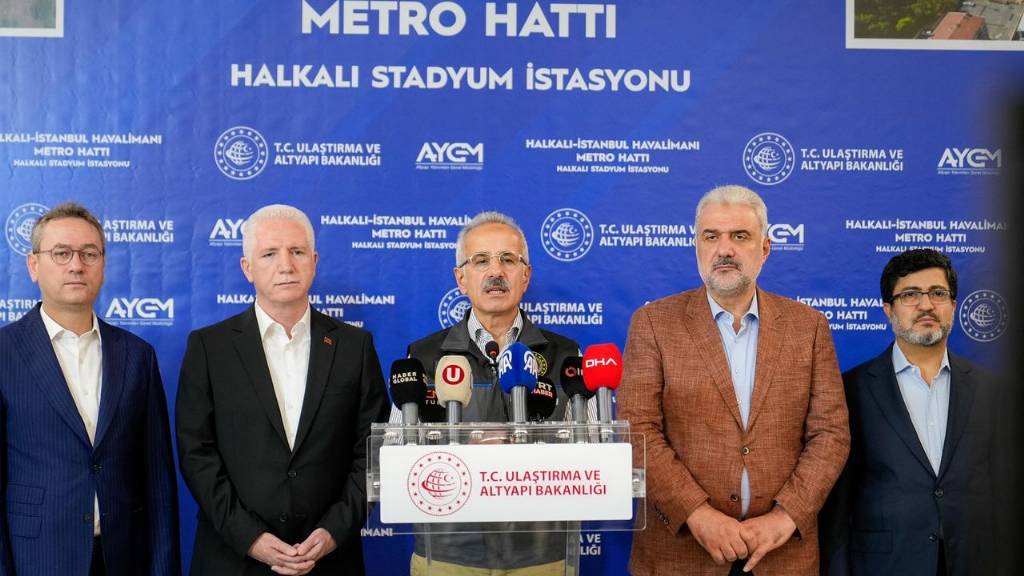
{"left": 618, "top": 185, "right": 850, "bottom": 576}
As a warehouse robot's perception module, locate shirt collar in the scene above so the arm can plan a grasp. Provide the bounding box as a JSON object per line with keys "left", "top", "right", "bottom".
{"left": 892, "top": 341, "right": 951, "bottom": 375}
{"left": 39, "top": 306, "right": 100, "bottom": 341}
{"left": 467, "top": 308, "right": 523, "bottom": 348}
{"left": 707, "top": 290, "right": 760, "bottom": 323}
{"left": 254, "top": 301, "right": 311, "bottom": 340}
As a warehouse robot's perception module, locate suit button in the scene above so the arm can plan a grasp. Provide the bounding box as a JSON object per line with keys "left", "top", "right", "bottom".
{"left": 83, "top": 513, "right": 93, "bottom": 524}
{"left": 279, "top": 513, "right": 289, "bottom": 523}
{"left": 288, "top": 470, "right": 297, "bottom": 478}
{"left": 91, "top": 464, "right": 102, "bottom": 472}
{"left": 741, "top": 446, "right": 750, "bottom": 455}
{"left": 730, "top": 494, "right": 739, "bottom": 502}
{"left": 929, "top": 533, "right": 938, "bottom": 542}
{"left": 934, "top": 488, "right": 944, "bottom": 498}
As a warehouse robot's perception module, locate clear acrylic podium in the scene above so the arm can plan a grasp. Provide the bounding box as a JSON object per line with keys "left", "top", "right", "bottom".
{"left": 366, "top": 421, "right": 646, "bottom": 575}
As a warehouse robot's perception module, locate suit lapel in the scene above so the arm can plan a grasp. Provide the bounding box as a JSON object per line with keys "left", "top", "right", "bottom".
{"left": 232, "top": 307, "right": 290, "bottom": 449}
{"left": 18, "top": 306, "right": 92, "bottom": 446}
{"left": 937, "top": 353, "right": 976, "bottom": 479}
{"left": 93, "top": 320, "right": 126, "bottom": 449}
{"left": 685, "top": 289, "right": 744, "bottom": 429}
{"left": 747, "top": 289, "right": 783, "bottom": 431}
{"left": 291, "top": 309, "right": 337, "bottom": 456}
{"left": 864, "top": 347, "right": 935, "bottom": 475}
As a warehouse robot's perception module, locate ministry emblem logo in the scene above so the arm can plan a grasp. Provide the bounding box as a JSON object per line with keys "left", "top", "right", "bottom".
{"left": 541, "top": 208, "right": 594, "bottom": 262}
{"left": 743, "top": 132, "right": 795, "bottom": 186}
{"left": 5, "top": 203, "right": 49, "bottom": 256}
{"left": 214, "top": 126, "right": 270, "bottom": 180}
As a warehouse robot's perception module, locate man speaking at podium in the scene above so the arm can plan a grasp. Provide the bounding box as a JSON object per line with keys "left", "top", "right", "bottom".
{"left": 618, "top": 185, "right": 850, "bottom": 575}
{"left": 396, "top": 211, "right": 581, "bottom": 575}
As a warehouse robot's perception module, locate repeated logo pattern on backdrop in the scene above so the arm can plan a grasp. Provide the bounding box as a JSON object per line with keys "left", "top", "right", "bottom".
{"left": 1, "top": 1, "right": 1015, "bottom": 573}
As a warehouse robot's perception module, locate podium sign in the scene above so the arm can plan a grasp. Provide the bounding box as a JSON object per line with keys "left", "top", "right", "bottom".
{"left": 379, "top": 443, "right": 633, "bottom": 523}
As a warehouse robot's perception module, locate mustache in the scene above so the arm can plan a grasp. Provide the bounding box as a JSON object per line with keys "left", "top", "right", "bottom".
{"left": 916, "top": 312, "right": 939, "bottom": 322}
{"left": 713, "top": 257, "right": 742, "bottom": 270}
{"left": 483, "top": 277, "right": 509, "bottom": 290}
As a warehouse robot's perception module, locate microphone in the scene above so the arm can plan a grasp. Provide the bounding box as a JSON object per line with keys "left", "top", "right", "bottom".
{"left": 527, "top": 377, "right": 557, "bottom": 422}
{"left": 389, "top": 358, "right": 427, "bottom": 427}
{"left": 434, "top": 355, "right": 473, "bottom": 425}
{"left": 559, "top": 356, "right": 593, "bottom": 425}
{"left": 484, "top": 341, "right": 500, "bottom": 367}
{"left": 498, "top": 342, "right": 538, "bottom": 424}
{"left": 582, "top": 343, "right": 623, "bottom": 424}
{"left": 421, "top": 387, "right": 446, "bottom": 423}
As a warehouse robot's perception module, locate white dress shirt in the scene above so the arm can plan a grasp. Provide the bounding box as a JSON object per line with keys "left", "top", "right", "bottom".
{"left": 254, "top": 303, "right": 311, "bottom": 451}
{"left": 40, "top": 306, "right": 103, "bottom": 535}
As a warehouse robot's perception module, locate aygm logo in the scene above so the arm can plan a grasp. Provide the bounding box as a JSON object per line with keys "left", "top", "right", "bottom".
{"left": 541, "top": 208, "right": 594, "bottom": 262}
{"left": 5, "top": 203, "right": 49, "bottom": 256}
{"left": 214, "top": 126, "right": 270, "bottom": 180}
{"left": 937, "top": 148, "right": 1001, "bottom": 175}
{"left": 743, "top": 132, "right": 795, "bottom": 186}
{"left": 438, "top": 287, "right": 472, "bottom": 329}
{"left": 105, "top": 298, "right": 175, "bottom": 327}
{"left": 209, "top": 218, "right": 245, "bottom": 247}
{"left": 416, "top": 142, "right": 484, "bottom": 170}
{"left": 958, "top": 289, "right": 1007, "bottom": 342}
{"left": 767, "top": 223, "right": 805, "bottom": 251}
{"left": 408, "top": 452, "right": 471, "bottom": 516}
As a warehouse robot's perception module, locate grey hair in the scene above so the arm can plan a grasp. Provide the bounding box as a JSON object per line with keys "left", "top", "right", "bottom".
{"left": 695, "top": 185, "right": 769, "bottom": 237}
{"left": 31, "top": 202, "right": 105, "bottom": 252}
{"left": 454, "top": 211, "right": 530, "bottom": 266}
{"left": 241, "top": 204, "right": 316, "bottom": 259}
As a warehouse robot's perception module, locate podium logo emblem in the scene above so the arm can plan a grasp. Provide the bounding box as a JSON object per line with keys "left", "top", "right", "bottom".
{"left": 408, "top": 452, "right": 472, "bottom": 516}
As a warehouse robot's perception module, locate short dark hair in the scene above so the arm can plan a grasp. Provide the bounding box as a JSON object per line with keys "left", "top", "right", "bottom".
{"left": 30, "top": 202, "right": 105, "bottom": 252}
{"left": 880, "top": 248, "right": 958, "bottom": 303}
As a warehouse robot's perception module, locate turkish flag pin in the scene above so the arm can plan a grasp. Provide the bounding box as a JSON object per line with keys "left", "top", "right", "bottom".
{"left": 324, "top": 336, "right": 333, "bottom": 345}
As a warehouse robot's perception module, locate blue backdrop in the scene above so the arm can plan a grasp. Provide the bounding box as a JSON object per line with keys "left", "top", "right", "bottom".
{"left": 2, "top": 1, "right": 1019, "bottom": 573}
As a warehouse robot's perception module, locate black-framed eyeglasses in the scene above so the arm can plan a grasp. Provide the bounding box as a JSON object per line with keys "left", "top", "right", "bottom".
{"left": 457, "top": 251, "right": 527, "bottom": 271}
{"left": 891, "top": 288, "right": 952, "bottom": 306}
{"left": 34, "top": 247, "right": 104, "bottom": 266}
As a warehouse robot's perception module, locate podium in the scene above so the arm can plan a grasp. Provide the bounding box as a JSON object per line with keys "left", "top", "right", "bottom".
{"left": 366, "top": 420, "right": 646, "bottom": 575}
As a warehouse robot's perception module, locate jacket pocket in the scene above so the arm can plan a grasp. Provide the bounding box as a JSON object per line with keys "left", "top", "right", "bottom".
{"left": 851, "top": 529, "right": 892, "bottom": 553}
{"left": 6, "top": 513, "right": 41, "bottom": 538}
{"left": 6, "top": 483, "right": 45, "bottom": 505}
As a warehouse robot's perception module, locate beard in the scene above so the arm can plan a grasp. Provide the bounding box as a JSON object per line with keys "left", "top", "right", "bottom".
{"left": 704, "top": 257, "right": 751, "bottom": 298}
{"left": 891, "top": 312, "right": 951, "bottom": 347}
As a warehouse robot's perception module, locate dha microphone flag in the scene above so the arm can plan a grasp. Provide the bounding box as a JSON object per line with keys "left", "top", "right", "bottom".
{"left": 582, "top": 343, "right": 623, "bottom": 393}
{"left": 582, "top": 343, "right": 623, "bottom": 424}
{"left": 435, "top": 355, "right": 472, "bottom": 425}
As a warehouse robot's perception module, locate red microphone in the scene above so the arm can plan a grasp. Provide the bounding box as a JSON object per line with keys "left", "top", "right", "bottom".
{"left": 582, "top": 343, "right": 623, "bottom": 424}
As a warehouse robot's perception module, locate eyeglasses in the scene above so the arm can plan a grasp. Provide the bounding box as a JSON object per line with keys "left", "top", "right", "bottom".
{"left": 34, "top": 247, "right": 104, "bottom": 266}
{"left": 457, "top": 251, "right": 527, "bottom": 271}
{"left": 891, "top": 288, "right": 952, "bottom": 306}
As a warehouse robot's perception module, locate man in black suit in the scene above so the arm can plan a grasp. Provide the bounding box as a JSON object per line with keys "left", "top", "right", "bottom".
{"left": 820, "top": 249, "right": 1009, "bottom": 576}
{"left": 176, "top": 204, "right": 388, "bottom": 575}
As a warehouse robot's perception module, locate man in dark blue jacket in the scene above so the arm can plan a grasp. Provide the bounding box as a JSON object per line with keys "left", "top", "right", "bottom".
{"left": 821, "top": 249, "right": 1008, "bottom": 576}
{"left": 0, "top": 202, "right": 179, "bottom": 576}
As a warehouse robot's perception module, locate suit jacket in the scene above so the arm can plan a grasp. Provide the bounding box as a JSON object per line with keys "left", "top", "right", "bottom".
{"left": 0, "top": 304, "right": 180, "bottom": 576}
{"left": 176, "top": 306, "right": 389, "bottom": 576}
{"left": 618, "top": 286, "right": 850, "bottom": 576}
{"left": 819, "top": 345, "right": 1009, "bottom": 576}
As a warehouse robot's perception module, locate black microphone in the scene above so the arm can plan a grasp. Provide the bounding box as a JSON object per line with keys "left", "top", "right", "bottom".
{"left": 484, "top": 340, "right": 500, "bottom": 371}
{"left": 389, "top": 358, "right": 426, "bottom": 426}
{"left": 421, "top": 387, "right": 446, "bottom": 423}
{"left": 559, "top": 356, "right": 593, "bottom": 425}
{"left": 527, "top": 377, "right": 557, "bottom": 422}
